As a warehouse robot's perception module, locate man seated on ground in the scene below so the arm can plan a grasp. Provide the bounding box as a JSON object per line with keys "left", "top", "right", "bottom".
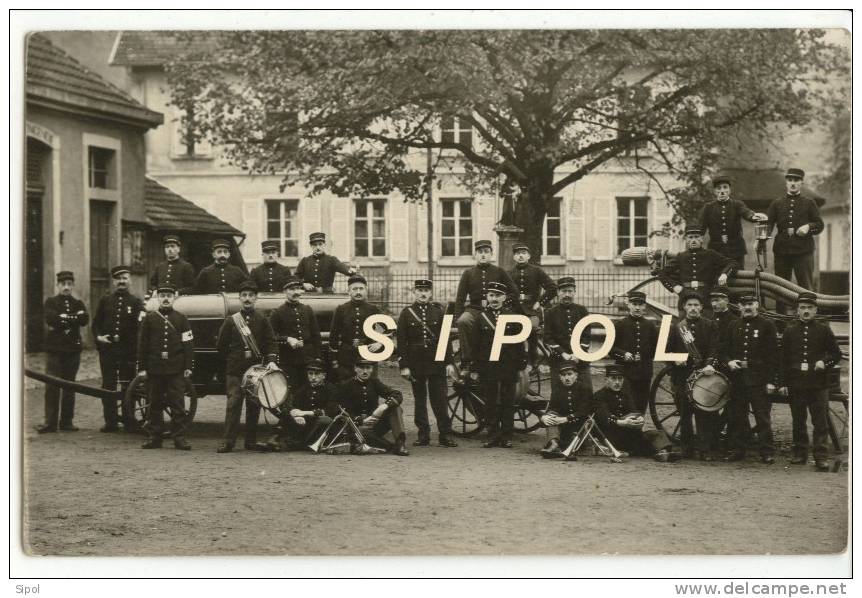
{"left": 271, "top": 358, "right": 337, "bottom": 451}
{"left": 539, "top": 361, "right": 595, "bottom": 459}
{"left": 334, "top": 359, "right": 410, "bottom": 456}
{"left": 594, "top": 365, "right": 679, "bottom": 463}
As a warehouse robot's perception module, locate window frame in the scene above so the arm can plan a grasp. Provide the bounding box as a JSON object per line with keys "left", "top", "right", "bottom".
{"left": 88, "top": 146, "right": 116, "bottom": 190}
{"left": 440, "top": 116, "right": 474, "bottom": 148}
{"left": 353, "top": 198, "right": 387, "bottom": 259}
{"left": 615, "top": 196, "right": 650, "bottom": 256}
{"left": 264, "top": 199, "right": 300, "bottom": 258}
{"left": 542, "top": 196, "right": 563, "bottom": 257}
{"left": 439, "top": 198, "right": 474, "bottom": 258}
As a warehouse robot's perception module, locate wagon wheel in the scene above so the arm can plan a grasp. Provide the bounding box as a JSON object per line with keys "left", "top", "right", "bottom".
{"left": 446, "top": 378, "right": 486, "bottom": 437}
{"left": 648, "top": 364, "right": 682, "bottom": 443}
{"left": 123, "top": 374, "right": 199, "bottom": 437}
{"left": 827, "top": 394, "right": 849, "bottom": 452}
{"left": 514, "top": 365, "right": 549, "bottom": 434}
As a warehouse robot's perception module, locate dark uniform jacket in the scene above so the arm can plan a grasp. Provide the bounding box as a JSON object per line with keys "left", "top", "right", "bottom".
{"left": 290, "top": 382, "right": 339, "bottom": 416}
{"left": 249, "top": 262, "right": 293, "bottom": 293}
{"left": 699, "top": 199, "right": 757, "bottom": 258}
{"left": 667, "top": 317, "right": 720, "bottom": 383}
{"left": 295, "top": 254, "right": 352, "bottom": 290}
{"left": 658, "top": 247, "right": 735, "bottom": 292}
{"left": 193, "top": 263, "right": 248, "bottom": 294}
{"left": 471, "top": 306, "right": 528, "bottom": 378}
{"left": 216, "top": 308, "right": 278, "bottom": 377}
{"left": 720, "top": 314, "right": 779, "bottom": 387}
{"left": 610, "top": 315, "right": 658, "bottom": 381}
{"left": 335, "top": 377, "right": 403, "bottom": 419}
{"left": 766, "top": 193, "right": 824, "bottom": 256}
{"left": 547, "top": 381, "right": 595, "bottom": 421}
{"left": 543, "top": 302, "right": 591, "bottom": 358}
{"left": 137, "top": 307, "right": 194, "bottom": 376}
{"left": 711, "top": 309, "right": 739, "bottom": 340}
{"left": 269, "top": 300, "right": 322, "bottom": 367}
{"left": 396, "top": 301, "right": 453, "bottom": 376}
{"left": 508, "top": 263, "right": 557, "bottom": 314}
{"left": 593, "top": 386, "right": 638, "bottom": 427}
{"left": 781, "top": 319, "right": 842, "bottom": 389}
{"left": 453, "top": 264, "right": 520, "bottom": 314}
{"left": 92, "top": 290, "right": 144, "bottom": 358}
{"left": 329, "top": 299, "right": 383, "bottom": 366}
{"left": 149, "top": 258, "right": 196, "bottom": 294}
{"left": 44, "top": 294, "right": 89, "bottom": 353}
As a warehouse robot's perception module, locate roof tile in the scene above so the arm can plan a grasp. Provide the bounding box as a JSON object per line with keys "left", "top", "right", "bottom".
{"left": 144, "top": 177, "right": 243, "bottom": 236}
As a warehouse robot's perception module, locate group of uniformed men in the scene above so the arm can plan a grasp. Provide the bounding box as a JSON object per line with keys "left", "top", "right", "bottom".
{"left": 35, "top": 167, "right": 840, "bottom": 470}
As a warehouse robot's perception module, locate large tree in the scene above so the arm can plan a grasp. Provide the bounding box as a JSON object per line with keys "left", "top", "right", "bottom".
{"left": 167, "top": 29, "right": 842, "bottom": 258}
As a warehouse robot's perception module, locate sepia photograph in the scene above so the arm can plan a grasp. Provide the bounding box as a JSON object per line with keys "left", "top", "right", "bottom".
{"left": 11, "top": 9, "right": 852, "bottom": 580}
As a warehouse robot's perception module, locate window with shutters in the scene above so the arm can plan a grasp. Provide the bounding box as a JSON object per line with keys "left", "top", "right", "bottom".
{"left": 265, "top": 199, "right": 300, "bottom": 257}
{"left": 354, "top": 199, "right": 387, "bottom": 257}
{"left": 171, "top": 105, "right": 212, "bottom": 159}
{"left": 88, "top": 147, "right": 116, "bottom": 189}
{"left": 543, "top": 197, "right": 563, "bottom": 257}
{"left": 441, "top": 116, "right": 473, "bottom": 148}
{"left": 616, "top": 197, "right": 650, "bottom": 255}
{"left": 441, "top": 199, "right": 473, "bottom": 257}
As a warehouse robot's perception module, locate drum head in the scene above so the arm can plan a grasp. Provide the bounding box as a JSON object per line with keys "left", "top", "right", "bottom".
{"left": 689, "top": 372, "right": 730, "bottom": 412}
{"left": 256, "top": 369, "right": 289, "bottom": 410}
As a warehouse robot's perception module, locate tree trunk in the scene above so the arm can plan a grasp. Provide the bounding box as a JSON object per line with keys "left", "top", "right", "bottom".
{"left": 514, "top": 169, "right": 555, "bottom": 264}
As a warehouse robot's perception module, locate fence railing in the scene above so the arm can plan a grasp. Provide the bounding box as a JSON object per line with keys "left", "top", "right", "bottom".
{"left": 331, "top": 267, "right": 675, "bottom": 315}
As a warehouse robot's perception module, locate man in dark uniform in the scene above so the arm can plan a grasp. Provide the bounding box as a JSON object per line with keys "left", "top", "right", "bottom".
{"left": 543, "top": 276, "right": 593, "bottom": 390}
{"left": 249, "top": 240, "right": 292, "bottom": 293}
{"left": 453, "top": 240, "right": 521, "bottom": 372}
{"left": 295, "top": 232, "right": 356, "bottom": 293}
{"left": 269, "top": 276, "right": 321, "bottom": 389}
{"left": 595, "top": 365, "right": 678, "bottom": 462}
{"left": 699, "top": 174, "right": 768, "bottom": 270}
{"left": 278, "top": 358, "right": 338, "bottom": 449}
{"left": 193, "top": 239, "right": 248, "bottom": 294}
{"left": 468, "top": 281, "right": 528, "bottom": 449}
{"left": 37, "top": 271, "right": 89, "bottom": 433}
{"left": 610, "top": 290, "right": 658, "bottom": 413}
{"left": 335, "top": 359, "right": 410, "bottom": 456}
{"left": 397, "top": 279, "right": 458, "bottom": 448}
{"left": 215, "top": 280, "right": 279, "bottom": 453}
{"left": 329, "top": 275, "right": 384, "bottom": 381}
{"left": 539, "top": 361, "right": 594, "bottom": 459}
{"left": 148, "top": 234, "right": 196, "bottom": 296}
{"left": 92, "top": 265, "right": 144, "bottom": 432}
{"left": 709, "top": 286, "right": 742, "bottom": 444}
{"left": 137, "top": 285, "right": 194, "bottom": 450}
{"left": 766, "top": 168, "right": 824, "bottom": 294}
{"left": 721, "top": 293, "right": 780, "bottom": 464}
{"left": 658, "top": 225, "right": 735, "bottom": 313}
{"left": 781, "top": 292, "right": 843, "bottom": 471}
{"left": 509, "top": 242, "right": 557, "bottom": 366}
{"left": 666, "top": 290, "right": 722, "bottom": 460}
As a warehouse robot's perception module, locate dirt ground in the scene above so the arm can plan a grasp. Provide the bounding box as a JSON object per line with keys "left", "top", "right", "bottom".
{"left": 21, "top": 355, "right": 848, "bottom": 557}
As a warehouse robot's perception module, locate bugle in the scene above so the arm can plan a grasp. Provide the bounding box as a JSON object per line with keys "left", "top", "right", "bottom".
{"left": 560, "top": 416, "right": 594, "bottom": 459}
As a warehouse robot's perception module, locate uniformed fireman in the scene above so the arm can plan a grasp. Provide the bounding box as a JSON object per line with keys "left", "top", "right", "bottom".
{"left": 397, "top": 279, "right": 458, "bottom": 448}
{"left": 294, "top": 232, "right": 356, "bottom": 293}
{"left": 543, "top": 276, "right": 593, "bottom": 390}
{"left": 37, "top": 270, "right": 89, "bottom": 434}
{"left": 469, "top": 281, "right": 528, "bottom": 449}
{"left": 509, "top": 243, "right": 557, "bottom": 366}
{"left": 249, "top": 240, "right": 292, "bottom": 293}
{"left": 594, "top": 365, "right": 678, "bottom": 462}
{"left": 666, "top": 290, "right": 721, "bottom": 460}
{"left": 781, "top": 292, "right": 843, "bottom": 471}
{"left": 334, "top": 359, "right": 410, "bottom": 456}
{"left": 698, "top": 174, "right": 768, "bottom": 269}
{"left": 148, "top": 234, "right": 195, "bottom": 296}
{"left": 269, "top": 275, "right": 322, "bottom": 389}
{"left": 658, "top": 225, "right": 735, "bottom": 308}
{"left": 92, "top": 265, "right": 144, "bottom": 432}
{"left": 610, "top": 290, "right": 658, "bottom": 413}
{"left": 278, "top": 358, "right": 338, "bottom": 450}
{"left": 539, "top": 361, "right": 594, "bottom": 459}
{"left": 137, "top": 285, "right": 194, "bottom": 450}
{"left": 453, "top": 240, "right": 521, "bottom": 372}
{"left": 721, "top": 293, "right": 780, "bottom": 464}
{"left": 709, "top": 286, "right": 742, "bottom": 445}
{"left": 766, "top": 168, "right": 824, "bottom": 295}
{"left": 192, "top": 238, "right": 248, "bottom": 294}
{"left": 328, "top": 275, "right": 384, "bottom": 381}
{"left": 215, "top": 280, "right": 279, "bottom": 453}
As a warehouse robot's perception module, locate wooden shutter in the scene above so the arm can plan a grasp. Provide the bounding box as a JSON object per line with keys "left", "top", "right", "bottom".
{"left": 241, "top": 198, "right": 263, "bottom": 266}
{"left": 417, "top": 200, "right": 429, "bottom": 263}
{"left": 301, "top": 195, "right": 322, "bottom": 245}
{"left": 330, "top": 198, "right": 351, "bottom": 260}
{"left": 652, "top": 196, "right": 673, "bottom": 251}
{"left": 566, "top": 188, "right": 586, "bottom": 261}
{"left": 475, "top": 197, "right": 497, "bottom": 252}
{"left": 389, "top": 197, "right": 409, "bottom": 262}
{"left": 592, "top": 196, "right": 614, "bottom": 260}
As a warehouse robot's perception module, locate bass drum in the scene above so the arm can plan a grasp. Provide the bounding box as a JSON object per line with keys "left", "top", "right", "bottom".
{"left": 686, "top": 369, "right": 730, "bottom": 412}
{"left": 241, "top": 365, "right": 290, "bottom": 411}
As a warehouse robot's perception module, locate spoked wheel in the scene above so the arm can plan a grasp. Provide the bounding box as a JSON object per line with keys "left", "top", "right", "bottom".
{"left": 513, "top": 366, "right": 548, "bottom": 434}
{"left": 827, "top": 395, "right": 849, "bottom": 452}
{"left": 446, "top": 377, "right": 486, "bottom": 437}
{"left": 123, "top": 374, "right": 198, "bottom": 437}
{"left": 648, "top": 365, "right": 682, "bottom": 443}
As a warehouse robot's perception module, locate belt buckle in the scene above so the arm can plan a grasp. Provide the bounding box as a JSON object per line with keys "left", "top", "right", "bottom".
{"left": 244, "top": 350, "right": 252, "bottom": 359}
{"left": 352, "top": 339, "right": 362, "bottom": 347}
{"left": 691, "top": 281, "right": 699, "bottom": 289}
{"left": 519, "top": 293, "right": 526, "bottom": 301}
{"left": 721, "top": 234, "right": 728, "bottom": 243}
{"left": 739, "top": 360, "right": 748, "bottom": 369}
{"left": 160, "top": 351, "right": 169, "bottom": 360}
{"left": 113, "top": 335, "right": 120, "bottom": 342}
{"left": 786, "top": 228, "right": 795, "bottom": 236}
{"left": 800, "top": 362, "right": 809, "bottom": 372}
